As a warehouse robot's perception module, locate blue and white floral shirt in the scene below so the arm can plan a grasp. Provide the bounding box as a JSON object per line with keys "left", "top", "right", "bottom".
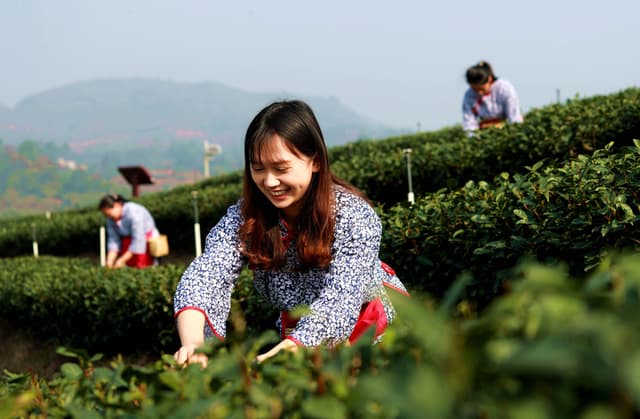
{"left": 173, "top": 186, "right": 408, "bottom": 347}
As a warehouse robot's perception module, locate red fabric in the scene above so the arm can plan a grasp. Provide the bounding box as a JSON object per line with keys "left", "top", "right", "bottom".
{"left": 380, "top": 261, "right": 396, "bottom": 275}
{"left": 280, "top": 297, "right": 388, "bottom": 345}
{"left": 472, "top": 93, "right": 505, "bottom": 128}
{"left": 347, "top": 298, "right": 388, "bottom": 344}
{"left": 471, "top": 94, "right": 488, "bottom": 116}
{"left": 120, "top": 233, "right": 154, "bottom": 268}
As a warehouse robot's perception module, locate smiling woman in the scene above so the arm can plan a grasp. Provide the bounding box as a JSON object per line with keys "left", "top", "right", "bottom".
{"left": 172, "top": 100, "right": 409, "bottom": 367}
{"left": 248, "top": 134, "right": 319, "bottom": 227}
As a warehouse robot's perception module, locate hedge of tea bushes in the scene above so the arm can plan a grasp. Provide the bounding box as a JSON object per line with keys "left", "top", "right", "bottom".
{"left": 3, "top": 140, "right": 640, "bottom": 322}
{"left": 380, "top": 141, "right": 640, "bottom": 304}
{"left": 331, "top": 87, "right": 640, "bottom": 204}
{"left": 3, "top": 254, "right": 640, "bottom": 418}
{"left": 0, "top": 256, "right": 276, "bottom": 355}
{"left": 1, "top": 87, "right": 639, "bottom": 258}
{"left": 0, "top": 181, "right": 242, "bottom": 258}
{"left": 4, "top": 141, "right": 637, "bottom": 353}
{"left": 2, "top": 142, "right": 639, "bottom": 356}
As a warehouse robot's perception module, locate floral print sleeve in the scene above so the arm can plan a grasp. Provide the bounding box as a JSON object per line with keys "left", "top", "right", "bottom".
{"left": 173, "top": 202, "right": 245, "bottom": 339}
{"left": 288, "top": 191, "right": 382, "bottom": 347}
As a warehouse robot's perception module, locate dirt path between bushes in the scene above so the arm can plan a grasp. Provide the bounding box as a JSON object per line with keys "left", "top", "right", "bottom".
{"left": 0, "top": 319, "right": 67, "bottom": 378}
{"left": 0, "top": 319, "right": 161, "bottom": 380}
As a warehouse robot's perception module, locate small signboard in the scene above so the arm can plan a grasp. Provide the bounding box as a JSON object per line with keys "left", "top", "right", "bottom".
{"left": 117, "top": 165, "right": 154, "bottom": 197}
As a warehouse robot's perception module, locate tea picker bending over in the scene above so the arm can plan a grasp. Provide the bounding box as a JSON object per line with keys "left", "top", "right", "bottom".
{"left": 173, "top": 99, "right": 409, "bottom": 366}
{"left": 462, "top": 60, "right": 524, "bottom": 132}
{"left": 98, "top": 194, "right": 160, "bottom": 269}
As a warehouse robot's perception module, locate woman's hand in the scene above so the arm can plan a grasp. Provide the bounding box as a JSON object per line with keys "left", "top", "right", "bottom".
{"left": 113, "top": 251, "right": 133, "bottom": 268}
{"left": 175, "top": 309, "right": 207, "bottom": 367}
{"left": 113, "top": 258, "right": 127, "bottom": 268}
{"left": 174, "top": 344, "right": 208, "bottom": 368}
{"left": 105, "top": 250, "right": 118, "bottom": 268}
{"left": 256, "top": 339, "right": 299, "bottom": 363}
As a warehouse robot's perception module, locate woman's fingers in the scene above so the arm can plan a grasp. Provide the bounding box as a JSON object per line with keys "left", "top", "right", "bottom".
{"left": 188, "top": 353, "right": 209, "bottom": 368}
{"left": 174, "top": 345, "right": 208, "bottom": 368}
{"left": 174, "top": 346, "right": 193, "bottom": 364}
{"left": 255, "top": 347, "right": 279, "bottom": 363}
{"left": 256, "top": 339, "right": 298, "bottom": 363}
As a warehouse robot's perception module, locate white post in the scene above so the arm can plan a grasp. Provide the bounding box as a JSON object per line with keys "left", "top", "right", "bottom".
{"left": 203, "top": 156, "right": 210, "bottom": 178}
{"left": 31, "top": 223, "right": 39, "bottom": 257}
{"left": 192, "top": 190, "right": 202, "bottom": 257}
{"left": 194, "top": 223, "right": 202, "bottom": 257}
{"left": 99, "top": 226, "right": 106, "bottom": 266}
{"left": 403, "top": 148, "right": 415, "bottom": 204}
{"left": 203, "top": 140, "right": 222, "bottom": 178}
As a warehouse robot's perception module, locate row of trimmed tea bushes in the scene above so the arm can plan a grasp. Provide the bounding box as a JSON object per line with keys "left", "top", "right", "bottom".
{"left": 2, "top": 88, "right": 639, "bottom": 258}
{"left": 3, "top": 143, "right": 636, "bottom": 356}
{"left": 328, "top": 124, "right": 466, "bottom": 162}
{"left": 0, "top": 256, "right": 276, "bottom": 355}
{"left": 3, "top": 254, "right": 640, "bottom": 418}
{"left": 0, "top": 181, "right": 242, "bottom": 258}
{"left": 380, "top": 141, "right": 640, "bottom": 305}
{"left": 332, "top": 87, "right": 640, "bottom": 204}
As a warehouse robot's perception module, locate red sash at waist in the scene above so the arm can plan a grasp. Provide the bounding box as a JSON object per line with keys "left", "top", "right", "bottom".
{"left": 280, "top": 297, "right": 388, "bottom": 345}
{"left": 120, "top": 230, "right": 154, "bottom": 268}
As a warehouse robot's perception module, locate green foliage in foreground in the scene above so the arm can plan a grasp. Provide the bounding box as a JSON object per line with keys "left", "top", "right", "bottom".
{"left": 3, "top": 254, "right": 640, "bottom": 418}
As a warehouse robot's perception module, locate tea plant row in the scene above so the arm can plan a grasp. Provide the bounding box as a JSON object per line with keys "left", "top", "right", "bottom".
{"left": 3, "top": 253, "right": 640, "bottom": 418}
{"left": 1, "top": 88, "right": 639, "bottom": 258}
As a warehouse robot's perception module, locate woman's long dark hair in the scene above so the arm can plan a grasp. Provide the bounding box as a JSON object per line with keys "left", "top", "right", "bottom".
{"left": 239, "top": 100, "right": 365, "bottom": 271}
{"left": 465, "top": 61, "right": 498, "bottom": 85}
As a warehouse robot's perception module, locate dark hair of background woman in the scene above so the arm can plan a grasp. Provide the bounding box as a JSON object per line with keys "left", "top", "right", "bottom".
{"left": 465, "top": 61, "right": 498, "bottom": 85}
{"left": 98, "top": 194, "right": 127, "bottom": 210}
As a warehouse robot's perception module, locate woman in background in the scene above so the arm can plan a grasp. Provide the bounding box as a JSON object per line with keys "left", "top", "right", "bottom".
{"left": 462, "top": 61, "right": 523, "bottom": 132}
{"left": 98, "top": 194, "right": 159, "bottom": 269}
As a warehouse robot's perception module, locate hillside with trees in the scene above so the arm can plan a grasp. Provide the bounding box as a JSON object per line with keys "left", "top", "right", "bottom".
{"left": 1, "top": 79, "right": 404, "bottom": 217}
{"left": 0, "top": 78, "right": 401, "bottom": 176}
{"left": 0, "top": 140, "right": 128, "bottom": 217}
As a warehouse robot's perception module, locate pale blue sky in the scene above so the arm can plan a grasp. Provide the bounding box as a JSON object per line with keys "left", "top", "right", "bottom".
{"left": 1, "top": 0, "right": 638, "bottom": 132}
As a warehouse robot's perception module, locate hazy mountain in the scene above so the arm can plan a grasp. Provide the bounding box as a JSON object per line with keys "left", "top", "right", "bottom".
{"left": 0, "top": 104, "right": 10, "bottom": 126}
{"left": 0, "top": 78, "right": 400, "bottom": 158}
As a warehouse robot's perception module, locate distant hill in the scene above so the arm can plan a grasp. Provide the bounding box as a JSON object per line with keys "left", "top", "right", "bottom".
{"left": 0, "top": 79, "right": 401, "bottom": 174}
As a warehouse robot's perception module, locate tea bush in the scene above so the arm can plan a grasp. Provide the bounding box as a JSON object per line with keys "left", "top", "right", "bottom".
{"left": 3, "top": 254, "right": 640, "bottom": 418}
{"left": 381, "top": 141, "right": 640, "bottom": 304}
{"left": 332, "top": 87, "right": 640, "bottom": 204}
{"left": 2, "top": 88, "right": 639, "bottom": 258}
{"left": 0, "top": 256, "right": 276, "bottom": 355}
{"left": 3, "top": 141, "right": 640, "bottom": 353}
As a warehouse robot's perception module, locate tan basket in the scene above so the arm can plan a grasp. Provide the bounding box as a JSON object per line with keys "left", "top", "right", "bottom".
{"left": 148, "top": 234, "right": 169, "bottom": 257}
